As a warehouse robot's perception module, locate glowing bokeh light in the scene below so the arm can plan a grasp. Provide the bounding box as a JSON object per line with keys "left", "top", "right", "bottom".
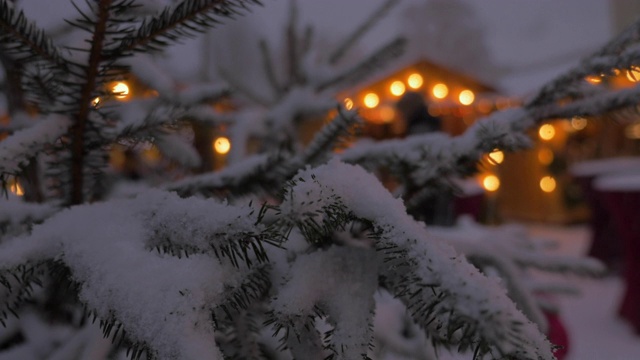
{"left": 9, "top": 182, "right": 24, "bottom": 196}
{"left": 112, "top": 82, "right": 130, "bottom": 99}
{"left": 538, "top": 124, "right": 555, "bottom": 140}
{"left": 571, "top": 117, "right": 587, "bottom": 130}
{"left": 213, "top": 137, "right": 231, "bottom": 155}
{"left": 390, "top": 81, "right": 406, "bottom": 96}
{"left": 407, "top": 73, "right": 424, "bottom": 89}
{"left": 626, "top": 66, "right": 640, "bottom": 82}
{"left": 343, "top": 97, "right": 354, "bottom": 110}
{"left": 458, "top": 89, "right": 475, "bottom": 106}
{"left": 363, "top": 93, "right": 380, "bottom": 108}
{"left": 432, "top": 83, "right": 448, "bottom": 99}
{"left": 483, "top": 174, "right": 500, "bottom": 192}
{"left": 488, "top": 149, "right": 504, "bottom": 164}
{"left": 585, "top": 75, "right": 602, "bottom": 84}
{"left": 540, "top": 176, "right": 557, "bottom": 193}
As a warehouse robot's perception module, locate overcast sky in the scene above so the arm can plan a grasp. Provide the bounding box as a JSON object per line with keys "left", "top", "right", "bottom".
{"left": 249, "top": 0, "right": 613, "bottom": 94}
{"left": 18, "top": 0, "right": 615, "bottom": 94}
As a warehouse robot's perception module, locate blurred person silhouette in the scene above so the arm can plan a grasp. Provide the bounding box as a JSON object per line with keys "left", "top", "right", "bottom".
{"left": 396, "top": 91, "right": 454, "bottom": 225}
{"left": 396, "top": 91, "right": 441, "bottom": 135}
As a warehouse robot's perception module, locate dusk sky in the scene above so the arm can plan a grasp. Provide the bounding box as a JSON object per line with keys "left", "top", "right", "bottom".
{"left": 18, "top": 0, "right": 615, "bottom": 94}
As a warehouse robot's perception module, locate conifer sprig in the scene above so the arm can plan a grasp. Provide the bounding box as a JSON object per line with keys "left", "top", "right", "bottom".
{"left": 111, "top": 0, "right": 262, "bottom": 56}
{"left": 0, "top": 0, "right": 68, "bottom": 67}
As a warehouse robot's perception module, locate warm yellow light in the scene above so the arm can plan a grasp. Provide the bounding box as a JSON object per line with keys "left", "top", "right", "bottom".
{"left": 9, "top": 181, "right": 24, "bottom": 196}
{"left": 344, "top": 97, "right": 354, "bottom": 110}
{"left": 585, "top": 75, "right": 602, "bottom": 84}
{"left": 540, "top": 176, "right": 556, "bottom": 193}
{"left": 363, "top": 93, "right": 380, "bottom": 108}
{"left": 390, "top": 81, "right": 406, "bottom": 96}
{"left": 571, "top": 117, "right": 587, "bottom": 130}
{"left": 214, "top": 137, "right": 231, "bottom": 154}
{"left": 112, "top": 82, "right": 130, "bottom": 99}
{"left": 407, "top": 73, "right": 423, "bottom": 89}
{"left": 538, "top": 124, "right": 555, "bottom": 140}
{"left": 458, "top": 89, "right": 475, "bottom": 106}
{"left": 142, "top": 146, "right": 161, "bottom": 165}
{"left": 626, "top": 66, "right": 640, "bottom": 82}
{"left": 488, "top": 149, "right": 504, "bottom": 164}
{"left": 538, "top": 148, "right": 554, "bottom": 165}
{"left": 379, "top": 106, "right": 395, "bottom": 123}
{"left": 91, "top": 97, "right": 101, "bottom": 107}
{"left": 432, "top": 83, "right": 448, "bottom": 99}
{"left": 482, "top": 175, "right": 500, "bottom": 192}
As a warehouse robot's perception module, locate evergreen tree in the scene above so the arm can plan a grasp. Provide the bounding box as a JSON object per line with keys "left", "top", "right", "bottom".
{"left": 0, "top": 1, "right": 634, "bottom": 359}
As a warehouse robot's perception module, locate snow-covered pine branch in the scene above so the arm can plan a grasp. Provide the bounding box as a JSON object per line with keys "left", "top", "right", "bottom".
{"left": 0, "top": 189, "right": 277, "bottom": 360}
{"left": 428, "top": 218, "right": 606, "bottom": 335}
{"left": 167, "top": 107, "right": 359, "bottom": 197}
{"left": 0, "top": 113, "right": 71, "bottom": 176}
{"left": 340, "top": 108, "right": 534, "bottom": 207}
{"left": 278, "top": 161, "right": 554, "bottom": 359}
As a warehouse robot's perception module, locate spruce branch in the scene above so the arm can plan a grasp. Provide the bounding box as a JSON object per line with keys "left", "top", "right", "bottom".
{"left": 0, "top": 263, "right": 46, "bottom": 326}
{"left": 281, "top": 162, "right": 554, "bottom": 359}
{"left": 69, "top": 0, "right": 113, "bottom": 205}
{"left": 215, "top": 303, "right": 270, "bottom": 360}
{"left": 527, "top": 16, "right": 640, "bottom": 108}
{"left": 111, "top": 0, "right": 262, "bottom": 56}
{"left": 0, "top": 0, "right": 69, "bottom": 67}
{"left": 317, "top": 36, "right": 407, "bottom": 92}
{"left": 259, "top": 39, "right": 283, "bottom": 96}
{"left": 285, "top": 0, "right": 302, "bottom": 86}
{"left": 328, "top": 0, "right": 401, "bottom": 65}
{"left": 531, "top": 83, "right": 640, "bottom": 121}
{"left": 166, "top": 108, "right": 359, "bottom": 198}
{"left": 0, "top": 113, "right": 71, "bottom": 177}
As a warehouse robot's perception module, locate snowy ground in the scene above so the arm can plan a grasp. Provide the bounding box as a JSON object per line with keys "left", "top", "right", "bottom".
{"left": 438, "top": 224, "right": 640, "bottom": 360}
{"left": 528, "top": 225, "right": 640, "bottom": 360}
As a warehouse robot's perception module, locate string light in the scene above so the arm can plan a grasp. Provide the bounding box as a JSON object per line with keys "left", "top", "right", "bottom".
{"left": 538, "top": 124, "right": 555, "bottom": 140}
{"left": 91, "top": 97, "right": 101, "bottom": 107}
{"left": 488, "top": 149, "right": 504, "bottom": 164}
{"left": 343, "top": 98, "right": 354, "bottom": 110}
{"left": 458, "top": 89, "right": 475, "bottom": 106}
{"left": 9, "top": 181, "right": 24, "bottom": 196}
{"left": 213, "top": 137, "right": 231, "bottom": 154}
{"left": 540, "top": 176, "right": 556, "bottom": 193}
{"left": 407, "top": 73, "right": 423, "bottom": 89}
{"left": 432, "top": 83, "right": 448, "bottom": 99}
{"left": 363, "top": 93, "right": 380, "bottom": 108}
{"left": 390, "top": 81, "right": 406, "bottom": 96}
{"left": 585, "top": 75, "right": 602, "bottom": 84}
{"left": 571, "top": 117, "right": 587, "bottom": 130}
{"left": 626, "top": 66, "right": 640, "bottom": 82}
{"left": 483, "top": 174, "right": 500, "bottom": 192}
{"left": 112, "top": 82, "right": 130, "bottom": 99}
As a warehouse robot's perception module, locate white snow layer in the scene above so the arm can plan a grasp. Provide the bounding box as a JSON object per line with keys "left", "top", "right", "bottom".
{"left": 0, "top": 114, "right": 71, "bottom": 175}
{"left": 0, "top": 190, "right": 270, "bottom": 360}
{"left": 281, "top": 160, "right": 554, "bottom": 359}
